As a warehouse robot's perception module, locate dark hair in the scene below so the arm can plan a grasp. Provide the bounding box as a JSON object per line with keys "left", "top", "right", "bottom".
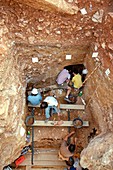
{"left": 40, "top": 102, "right": 48, "bottom": 109}
{"left": 65, "top": 156, "right": 74, "bottom": 166}
{"left": 68, "top": 144, "right": 75, "bottom": 153}
{"left": 31, "top": 93, "right": 37, "bottom": 96}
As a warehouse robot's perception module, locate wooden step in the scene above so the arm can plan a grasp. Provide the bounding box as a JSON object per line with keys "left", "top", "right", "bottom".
{"left": 25, "top": 165, "right": 63, "bottom": 170}
{"left": 59, "top": 104, "right": 85, "bottom": 110}
{"left": 28, "top": 103, "right": 85, "bottom": 110}
{"left": 33, "top": 120, "right": 89, "bottom": 127}
{"left": 21, "top": 160, "right": 66, "bottom": 166}
{"left": 20, "top": 150, "right": 66, "bottom": 167}
{"left": 26, "top": 167, "right": 63, "bottom": 170}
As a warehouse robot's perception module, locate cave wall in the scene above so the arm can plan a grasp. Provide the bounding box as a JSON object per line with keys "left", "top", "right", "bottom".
{"left": 0, "top": 5, "right": 26, "bottom": 168}
{"left": 80, "top": 7, "right": 113, "bottom": 170}
{"left": 0, "top": 0, "right": 113, "bottom": 169}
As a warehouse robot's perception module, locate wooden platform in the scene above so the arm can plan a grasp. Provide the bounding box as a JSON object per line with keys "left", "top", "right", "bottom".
{"left": 19, "top": 149, "right": 66, "bottom": 169}
{"left": 33, "top": 120, "right": 89, "bottom": 127}
{"left": 28, "top": 103, "right": 85, "bottom": 110}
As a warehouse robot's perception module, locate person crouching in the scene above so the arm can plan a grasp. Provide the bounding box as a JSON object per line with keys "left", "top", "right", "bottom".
{"left": 40, "top": 96, "right": 60, "bottom": 123}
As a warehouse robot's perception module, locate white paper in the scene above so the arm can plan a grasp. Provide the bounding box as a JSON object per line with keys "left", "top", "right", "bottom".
{"left": 80, "top": 8, "right": 87, "bottom": 15}
{"left": 66, "top": 54, "right": 72, "bottom": 60}
{"left": 105, "top": 68, "right": 110, "bottom": 76}
{"left": 20, "top": 127, "right": 25, "bottom": 137}
{"left": 32, "top": 57, "right": 38, "bottom": 63}
{"left": 92, "top": 52, "right": 98, "bottom": 58}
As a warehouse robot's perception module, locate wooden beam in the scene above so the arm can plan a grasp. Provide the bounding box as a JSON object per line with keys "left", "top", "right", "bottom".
{"left": 60, "top": 104, "right": 85, "bottom": 110}
{"left": 26, "top": 166, "right": 31, "bottom": 170}
{"left": 27, "top": 85, "right": 63, "bottom": 94}
{"left": 21, "top": 160, "right": 66, "bottom": 166}
{"left": 33, "top": 120, "right": 89, "bottom": 127}
{"left": 28, "top": 103, "right": 85, "bottom": 110}
{"left": 20, "top": 152, "right": 66, "bottom": 166}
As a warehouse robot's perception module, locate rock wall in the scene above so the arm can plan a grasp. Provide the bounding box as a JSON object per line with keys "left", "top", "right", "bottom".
{"left": 80, "top": 132, "right": 113, "bottom": 170}
{"left": 0, "top": 0, "right": 113, "bottom": 169}
{"left": 80, "top": 4, "right": 113, "bottom": 170}
{"left": 0, "top": 6, "right": 26, "bottom": 168}
{"left": 14, "top": 0, "right": 79, "bottom": 15}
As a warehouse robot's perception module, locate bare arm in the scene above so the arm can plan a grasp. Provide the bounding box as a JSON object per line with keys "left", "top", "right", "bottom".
{"left": 57, "top": 100, "right": 60, "bottom": 110}
{"left": 63, "top": 131, "right": 75, "bottom": 141}
{"left": 57, "top": 100, "right": 61, "bottom": 116}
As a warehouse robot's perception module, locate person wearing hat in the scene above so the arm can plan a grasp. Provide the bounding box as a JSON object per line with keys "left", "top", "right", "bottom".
{"left": 27, "top": 88, "right": 42, "bottom": 105}
{"left": 82, "top": 69, "right": 88, "bottom": 82}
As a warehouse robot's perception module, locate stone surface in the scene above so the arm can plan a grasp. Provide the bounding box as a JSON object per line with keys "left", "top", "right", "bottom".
{"left": 92, "top": 10, "right": 104, "bottom": 23}
{"left": 14, "top": 0, "right": 79, "bottom": 14}
{"left": 80, "top": 132, "right": 113, "bottom": 170}
{"left": 108, "top": 43, "right": 113, "bottom": 50}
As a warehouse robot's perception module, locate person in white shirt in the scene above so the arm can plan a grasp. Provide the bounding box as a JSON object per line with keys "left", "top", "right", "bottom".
{"left": 40, "top": 96, "right": 60, "bottom": 122}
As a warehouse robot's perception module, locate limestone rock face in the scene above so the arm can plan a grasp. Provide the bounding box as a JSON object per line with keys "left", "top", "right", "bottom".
{"left": 92, "top": 9, "right": 104, "bottom": 23}
{"left": 14, "top": 0, "right": 79, "bottom": 14}
{"left": 80, "top": 132, "right": 113, "bottom": 170}
{"left": 0, "top": 9, "right": 26, "bottom": 168}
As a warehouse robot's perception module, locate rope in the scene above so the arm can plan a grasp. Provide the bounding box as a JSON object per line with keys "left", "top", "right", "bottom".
{"left": 86, "top": 84, "right": 100, "bottom": 108}
{"left": 82, "top": 63, "right": 101, "bottom": 86}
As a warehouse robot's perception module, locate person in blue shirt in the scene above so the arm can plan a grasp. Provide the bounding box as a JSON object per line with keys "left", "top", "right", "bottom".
{"left": 27, "top": 88, "right": 42, "bottom": 105}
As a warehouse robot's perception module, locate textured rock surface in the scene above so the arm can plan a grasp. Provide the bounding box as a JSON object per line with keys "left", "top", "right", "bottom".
{"left": 14, "top": 0, "right": 79, "bottom": 14}
{"left": 0, "top": 5, "right": 26, "bottom": 168}
{"left": 80, "top": 132, "right": 113, "bottom": 170}
{"left": 0, "top": 0, "right": 113, "bottom": 169}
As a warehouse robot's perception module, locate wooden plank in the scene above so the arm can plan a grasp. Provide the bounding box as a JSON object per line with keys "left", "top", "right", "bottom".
{"left": 33, "top": 120, "right": 89, "bottom": 127}
{"left": 39, "top": 85, "right": 59, "bottom": 92}
{"left": 23, "top": 153, "right": 59, "bottom": 161}
{"left": 20, "top": 160, "right": 66, "bottom": 166}
{"left": 28, "top": 103, "right": 85, "bottom": 110}
{"left": 21, "top": 165, "right": 65, "bottom": 170}
{"left": 30, "top": 168, "right": 64, "bottom": 170}
{"left": 31, "top": 168, "right": 62, "bottom": 170}
{"left": 27, "top": 85, "right": 62, "bottom": 94}
{"left": 19, "top": 149, "right": 66, "bottom": 169}
{"left": 26, "top": 166, "right": 31, "bottom": 170}
{"left": 60, "top": 104, "right": 85, "bottom": 110}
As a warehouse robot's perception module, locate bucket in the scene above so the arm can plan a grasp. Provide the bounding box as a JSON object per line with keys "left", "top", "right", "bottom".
{"left": 25, "top": 115, "right": 34, "bottom": 126}
{"left": 73, "top": 117, "right": 83, "bottom": 128}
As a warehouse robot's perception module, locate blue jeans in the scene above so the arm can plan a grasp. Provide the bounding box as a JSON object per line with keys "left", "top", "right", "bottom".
{"left": 45, "top": 106, "right": 59, "bottom": 119}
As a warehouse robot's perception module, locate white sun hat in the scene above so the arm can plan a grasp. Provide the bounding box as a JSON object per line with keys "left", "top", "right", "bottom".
{"left": 31, "top": 88, "right": 38, "bottom": 95}
{"left": 82, "top": 69, "right": 88, "bottom": 74}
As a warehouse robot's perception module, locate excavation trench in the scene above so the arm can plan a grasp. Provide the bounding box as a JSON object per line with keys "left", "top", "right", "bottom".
{"left": 1, "top": 0, "right": 113, "bottom": 169}
{"left": 2, "top": 43, "right": 112, "bottom": 170}
{"left": 21, "top": 53, "right": 101, "bottom": 169}
{"left": 26, "top": 62, "right": 99, "bottom": 150}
